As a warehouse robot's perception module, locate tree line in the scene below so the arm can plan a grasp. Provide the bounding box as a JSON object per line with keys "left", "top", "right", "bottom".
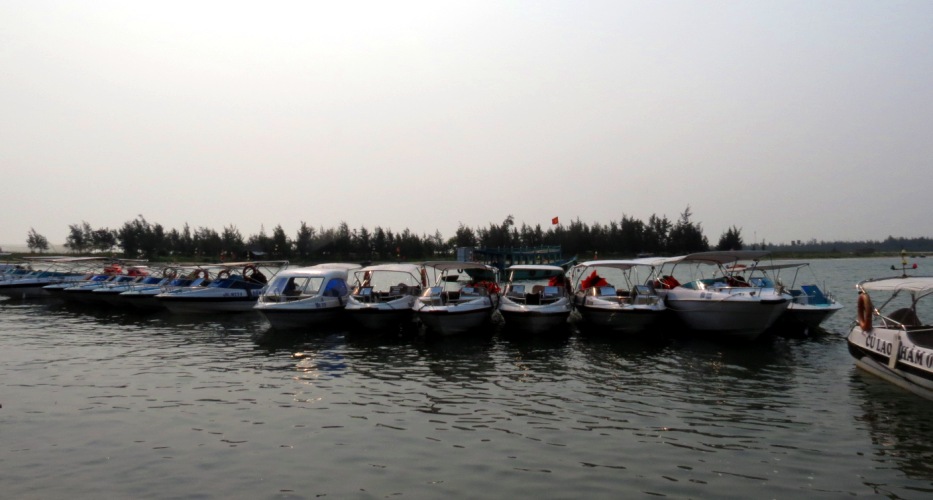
{"left": 22, "top": 207, "right": 932, "bottom": 261}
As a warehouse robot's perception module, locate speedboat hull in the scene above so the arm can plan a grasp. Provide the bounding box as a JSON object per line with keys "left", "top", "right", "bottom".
{"left": 847, "top": 325, "right": 933, "bottom": 400}
{"left": 416, "top": 305, "right": 495, "bottom": 336}
{"left": 1, "top": 275, "right": 84, "bottom": 299}
{"left": 575, "top": 304, "right": 662, "bottom": 333}
{"left": 157, "top": 290, "right": 260, "bottom": 314}
{"left": 345, "top": 294, "right": 417, "bottom": 331}
{"left": 346, "top": 305, "right": 414, "bottom": 330}
{"left": 784, "top": 302, "right": 844, "bottom": 330}
{"left": 258, "top": 307, "right": 345, "bottom": 329}
{"left": 664, "top": 293, "right": 788, "bottom": 340}
{"left": 498, "top": 304, "right": 571, "bottom": 334}
{"left": 499, "top": 309, "right": 570, "bottom": 334}
{"left": 119, "top": 290, "right": 166, "bottom": 311}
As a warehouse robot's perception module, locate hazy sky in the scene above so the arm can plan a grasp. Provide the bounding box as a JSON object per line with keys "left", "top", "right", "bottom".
{"left": 2, "top": 0, "right": 931, "bottom": 250}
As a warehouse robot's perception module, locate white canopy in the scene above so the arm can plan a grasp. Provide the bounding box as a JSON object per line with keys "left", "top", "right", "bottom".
{"left": 505, "top": 264, "right": 565, "bottom": 272}
{"left": 673, "top": 251, "right": 772, "bottom": 265}
{"left": 741, "top": 263, "right": 808, "bottom": 272}
{"left": 860, "top": 276, "right": 933, "bottom": 294}
{"left": 422, "top": 261, "right": 496, "bottom": 272}
{"left": 310, "top": 263, "right": 362, "bottom": 271}
{"left": 357, "top": 263, "right": 423, "bottom": 274}
{"left": 573, "top": 259, "right": 666, "bottom": 270}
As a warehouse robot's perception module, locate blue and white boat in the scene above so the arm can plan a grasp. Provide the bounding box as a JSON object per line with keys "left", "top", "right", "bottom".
{"left": 156, "top": 261, "right": 288, "bottom": 314}
{"left": 0, "top": 257, "right": 109, "bottom": 299}
{"left": 736, "top": 262, "right": 843, "bottom": 331}
{"left": 119, "top": 266, "right": 208, "bottom": 311}
{"left": 255, "top": 263, "right": 359, "bottom": 329}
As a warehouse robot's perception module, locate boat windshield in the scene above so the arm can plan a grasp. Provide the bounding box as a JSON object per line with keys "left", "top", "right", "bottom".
{"left": 268, "top": 276, "right": 326, "bottom": 296}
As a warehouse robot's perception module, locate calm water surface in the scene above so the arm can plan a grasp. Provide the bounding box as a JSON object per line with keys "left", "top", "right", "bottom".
{"left": 2, "top": 257, "right": 933, "bottom": 499}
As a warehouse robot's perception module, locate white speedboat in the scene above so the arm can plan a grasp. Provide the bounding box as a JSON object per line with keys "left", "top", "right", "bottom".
{"left": 156, "top": 261, "right": 287, "bottom": 314}
{"left": 658, "top": 251, "right": 790, "bottom": 340}
{"left": 93, "top": 274, "right": 170, "bottom": 307}
{"left": 344, "top": 263, "right": 426, "bottom": 330}
{"left": 0, "top": 257, "right": 109, "bottom": 299}
{"left": 568, "top": 259, "right": 666, "bottom": 333}
{"left": 59, "top": 265, "right": 150, "bottom": 305}
{"left": 846, "top": 275, "right": 933, "bottom": 400}
{"left": 498, "top": 264, "right": 572, "bottom": 334}
{"left": 414, "top": 261, "right": 500, "bottom": 336}
{"left": 120, "top": 267, "right": 209, "bottom": 311}
{"left": 44, "top": 273, "right": 114, "bottom": 296}
{"left": 739, "top": 262, "right": 844, "bottom": 331}
{"left": 255, "top": 263, "right": 359, "bottom": 329}
{"left": 62, "top": 274, "right": 143, "bottom": 304}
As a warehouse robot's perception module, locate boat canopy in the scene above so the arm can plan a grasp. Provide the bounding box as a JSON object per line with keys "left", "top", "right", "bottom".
{"left": 309, "top": 263, "right": 361, "bottom": 272}
{"left": 574, "top": 259, "right": 667, "bottom": 271}
{"left": 859, "top": 276, "right": 933, "bottom": 294}
{"left": 422, "top": 261, "right": 497, "bottom": 272}
{"left": 504, "top": 264, "right": 566, "bottom": 281}
{"left": 356, "top": 263, "right": 422, "bottom": 274}
{"left": 280, "top": 264, "right": 357, "bottom": 277}
{"left": 672, "top": 251, "right": 772, "bottom": 265}
{"left": 505, "top": 264, "right": 565, "bottom": 272}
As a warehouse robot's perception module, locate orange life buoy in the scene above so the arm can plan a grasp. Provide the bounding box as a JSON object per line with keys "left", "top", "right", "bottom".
{"left": 857, "top": 292, "right": 873, "bottom": 331}
{"left": 217, "top": 269, "right": 231, "bottom": 279}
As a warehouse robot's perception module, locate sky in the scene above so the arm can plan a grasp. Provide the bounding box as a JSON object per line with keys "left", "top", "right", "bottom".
{"left": 2, "top": 0, "right": 932, "bottom": 251}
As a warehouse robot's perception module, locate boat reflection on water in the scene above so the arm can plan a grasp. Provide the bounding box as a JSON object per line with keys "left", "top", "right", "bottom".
{"left": 853, "top": 374, "right": 933, "bottom": 481}
{"left": 416, "top": 331, "right": 497, "bottom": 384}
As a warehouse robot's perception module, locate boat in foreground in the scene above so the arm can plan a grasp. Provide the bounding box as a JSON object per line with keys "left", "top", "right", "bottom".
{"left": 658, "top": 251, "right": 790, "bottom": 341}
{"left": 847, "top": 275, "right": 933, "bottom": 400}
{"left": 569, "top": 259, "right": 666, "bottom": 333}
{"left": 344, "top": 263, "right": 426, "bottom": 330}
{"left": 498, "top": 264, "right": 572, "bottom": 334}
{"left": 414, "top": 261, "right": 500, "bottom": 335}
{"left": 255, "top": 263, "right": 359, "bottom": 329}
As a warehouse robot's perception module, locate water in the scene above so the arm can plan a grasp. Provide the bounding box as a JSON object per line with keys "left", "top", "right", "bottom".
{"left": 2, "top": 257, "right": 933, "bottom": 499}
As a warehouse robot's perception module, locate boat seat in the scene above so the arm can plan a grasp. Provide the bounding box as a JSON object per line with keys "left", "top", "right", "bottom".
{"left": 907, "top": 329, "right": 933, "bottom": 348}
{"left": 887, "top": 307, "right": 921, "bottom": 327}
{"left": 800, "top": 285, "right": 830, "bottom": 305}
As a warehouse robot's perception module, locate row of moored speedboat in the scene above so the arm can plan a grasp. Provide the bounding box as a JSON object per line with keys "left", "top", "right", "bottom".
{"left": 0, "top": 251, "right": 843, "bottom": 339}
{"left": 12, "top": 253, "right": 933, "bottom": 404}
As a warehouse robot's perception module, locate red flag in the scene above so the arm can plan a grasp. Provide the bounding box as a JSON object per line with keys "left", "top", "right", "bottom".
{"left": 551, "top": 217, "right": 559, "bottom": 225}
